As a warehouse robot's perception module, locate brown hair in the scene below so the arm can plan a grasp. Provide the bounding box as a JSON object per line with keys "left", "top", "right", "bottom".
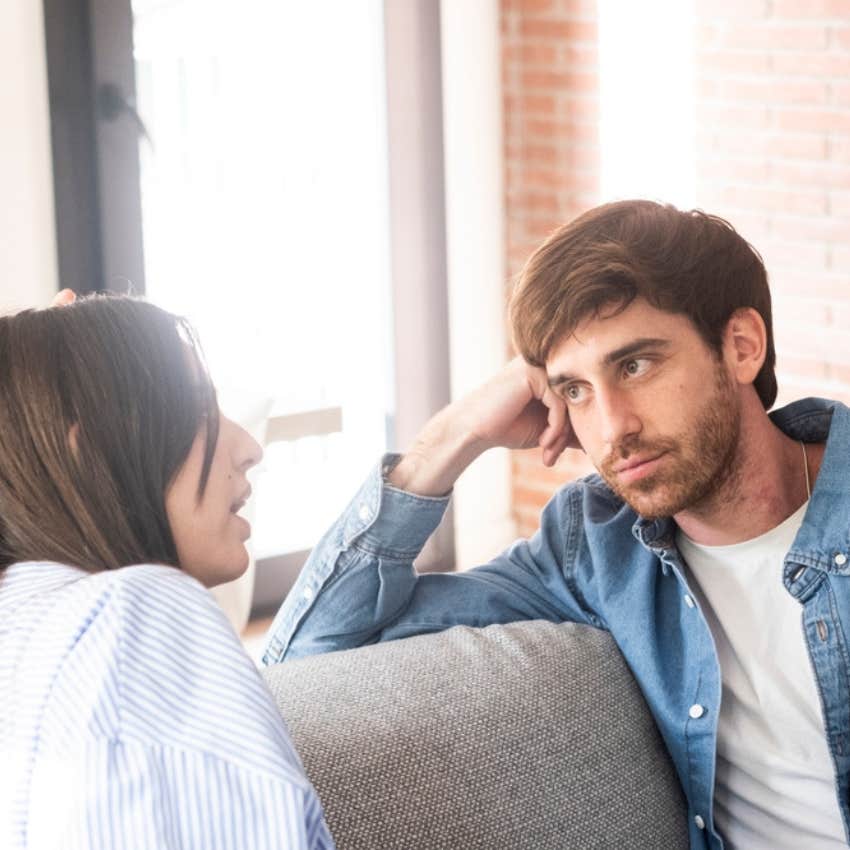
{"left": 509, "top": 200, "right": 777, "bottom": 409}
{"left": 0, "top": 295, "right": 219, "bottom": 572}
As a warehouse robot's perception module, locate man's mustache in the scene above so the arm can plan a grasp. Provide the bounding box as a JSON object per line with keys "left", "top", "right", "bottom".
{"left": 600, "top": 438, "right": 679, "bottom": 476}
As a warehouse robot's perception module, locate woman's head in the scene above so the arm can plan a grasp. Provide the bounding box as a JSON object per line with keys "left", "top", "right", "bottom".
{"left": 0, "top": 295, "right": 262, "bottom": 585}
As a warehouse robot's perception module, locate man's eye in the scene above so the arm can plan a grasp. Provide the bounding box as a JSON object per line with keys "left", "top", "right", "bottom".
{"left": 623, "top": 358, "right": 650, "bottom": 378}
{"left": 565, "top": 384, "right": 585, "bottom": 403}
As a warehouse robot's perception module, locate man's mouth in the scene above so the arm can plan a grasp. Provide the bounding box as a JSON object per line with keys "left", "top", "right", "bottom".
{"left": 608, "top": 452, "right": 668, "bottom": 484}
{"left": 612, "top": 453, "right": 665, "bottom": 474}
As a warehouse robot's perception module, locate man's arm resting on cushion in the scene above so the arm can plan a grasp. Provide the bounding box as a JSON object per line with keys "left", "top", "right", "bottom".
{"left": 261, "top": 360, "right": 598, "bottom": 665}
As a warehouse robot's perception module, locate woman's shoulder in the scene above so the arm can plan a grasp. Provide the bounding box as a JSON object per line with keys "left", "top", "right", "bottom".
{"left": 9, "top": 562, "right": 294, "bottom": 771}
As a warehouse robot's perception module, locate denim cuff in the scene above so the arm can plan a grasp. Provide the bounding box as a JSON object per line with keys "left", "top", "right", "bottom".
{"left": 341, "top": 454, "right": 450, "bottom": 558}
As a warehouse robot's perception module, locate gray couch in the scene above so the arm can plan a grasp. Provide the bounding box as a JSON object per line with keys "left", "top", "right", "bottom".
{"left": 263, "top": 620, "right": 688, "bottom": 849}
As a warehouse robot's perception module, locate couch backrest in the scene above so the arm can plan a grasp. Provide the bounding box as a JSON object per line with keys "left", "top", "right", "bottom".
{"left": 263, "top": 620, "right": 688, "bottom": 850}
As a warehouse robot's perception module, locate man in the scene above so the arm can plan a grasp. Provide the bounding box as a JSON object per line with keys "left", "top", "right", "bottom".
{"left": 262, "top": 200, "right": 849, "bottom": 849}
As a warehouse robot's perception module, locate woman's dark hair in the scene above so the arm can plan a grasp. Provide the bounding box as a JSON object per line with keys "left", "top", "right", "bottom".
{"left": 510, "top": 200, "right": 777, "bottom": 409}
{"left": 0, "top": 295, "right": 219, "bottom": 572}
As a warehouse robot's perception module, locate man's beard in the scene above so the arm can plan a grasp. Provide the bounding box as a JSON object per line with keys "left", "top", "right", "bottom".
{"left": 598, "top": 363, "right": 741, "bottom": 519}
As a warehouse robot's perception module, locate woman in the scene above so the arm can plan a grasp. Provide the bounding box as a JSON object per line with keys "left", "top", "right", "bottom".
{"left": 0, "top": 295, "right": 334, "bottom": 850}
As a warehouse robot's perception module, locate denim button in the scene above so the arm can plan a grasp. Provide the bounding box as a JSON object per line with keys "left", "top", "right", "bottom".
{"left": 684, "top": 594, "right": 695, "bottom": 608}
{"left": 358, "top": 504, "right": 371, "bottom": 522}
{"left": 835, "top": 553, "right": 847, "bottom": 566}
{"left": 689, "top": 704, "right": 705, "bottom": 719}
{"left": 694, "top": 815, "right": 705, "bottom": 829}
{"left": 302, "top": 586, "right": 315, "bottom": 602}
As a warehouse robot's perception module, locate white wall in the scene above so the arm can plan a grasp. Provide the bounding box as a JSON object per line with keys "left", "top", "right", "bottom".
{"left": 0, "top": 0, "right": 58, "bottom": 311}
{"left": 441, "top": 0, "right": 516, "bottom": 568}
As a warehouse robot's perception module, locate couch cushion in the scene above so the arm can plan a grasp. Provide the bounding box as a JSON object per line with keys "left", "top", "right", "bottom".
{"left": 263, "top": 620, "right": 688, "bottom": 850}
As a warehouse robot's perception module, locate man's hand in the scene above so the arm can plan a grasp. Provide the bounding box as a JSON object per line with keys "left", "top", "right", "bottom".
{"left": 50, "top": 289, "right": 76, "bottom": 307}
{"left": 457, "top": 357, "right": 577, "bottom": 465}
{"left": 388, "top": 357, "right": 579, "bottom": 497}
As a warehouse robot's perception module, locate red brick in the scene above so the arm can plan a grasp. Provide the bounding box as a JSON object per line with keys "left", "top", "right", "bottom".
{"left": 511, "top": 190, "right": 561, "bottom": 214}
{"left": 697, "top": 49, "right": 772, "bottom": 74}
{"left": 826, "top": 301, "right": 850, "bottom": 326}
{"left": 835, "top": 27, "right": 850, "bottom": 51}
{"left": 698, "top": 156, "right": 769, "bottom": 183}
{"left": 718, "top": 211, "right": 772, "bottom": 244}
{"left": 516, "top": 0, "right": 555, "bottom": 13}
{"left": 778, "top": 325, "right": 850, "bottom": 365}
{"left": 773, "top": 295, "right": 832, "bottom": 326}
{"left": 774, "top": 355, "right": 831, "bottom": 382}
{"left": 509, "top": 142, "right": 559, "bottom": 166}
{"left": 699, "top": 79, "right": 720, "bottom": 99}
{"left": 699, "top": 103, "right": 770, "bottom": 129}
{"left": 776, "top": 107, "right": 850, "bottom": 135}
{"left": 697, "top": 23, "right": 719, "bottom": 48}
{"left": 503, "top": 43, "right": 557, "bottom": 66}
{"left": 520, "top": 43, "right": 558, "bottom": 65}
{"left": 701, "top": 131, "right": 827, "bottom": 164}
{"left": 519, "top": 19, "right": 597, "bottom": 42}
{"left": 770, "top": 269, "right": 850, "bottom": 298}
{"left": 520, "top": 69, "right": 598, "bottom": 93}
{"left": 770, "top": 214, "right": 850, "bottom": 242}
{"left": 518, "top": 93, "right": 556, "bottom": 114}
{"left": 705, "top": 132, "right": 771, "bottom": 157}
{"left": 523, "top": 216, "right": 567, "bottom": 241}
{"left": 522, "top": 159, "right": 598, "bottom": 186}
{"left": 512, "top": 485, "right": 555, "bottom": 512}
{"left": 719, "top": 79, "right": 827, "bottom": 106}
{"left": 770, "top": 133, "right": 829, "bottom": 160}
{"left": 556, "top": 170, "right": 599, "bottom": 194}
{"left": 830, "top": 245, "right": 850, "bottom": 272}
{"left": 772, "top": 0, "right": 850, "bottom": 16}
{"left": 771, "top": 51, "right": 850, "bottom": 77}
{"left": 768, "top": 160, "right": 850, "bottom": 189}
{"left": 829, "top": 136, "right": 850, "bottom": 162}
{"left": 720, "top": 185, "right": 827, "bottom": 215}
{"left": 718, "top": 23, "right": 828, "bottom": 51}
{"left": 556, "top": 96, "right": 600, "bottom": 123}
{"left": 759, "top": 239, "right": 829, "bottom": 272}
{"left": 559, "top": 44, "right": 598, "bottom": 69}
{"left": 834, "top": 82, "right": 850, "bottom": 108}
{"left": 830, "top": 191, "right": 850, "bottom": 216}
{"left": 695, "top": 0, "right": 770, "bottom": 18}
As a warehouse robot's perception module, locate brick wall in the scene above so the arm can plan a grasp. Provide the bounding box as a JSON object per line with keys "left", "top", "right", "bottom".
{"left": 502, "top": 0, "right": 850, "bottom": 537}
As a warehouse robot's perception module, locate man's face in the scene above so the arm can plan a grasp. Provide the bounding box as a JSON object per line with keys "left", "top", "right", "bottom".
{"left": 545, "top": 298, "right": 741, "bottom": 519}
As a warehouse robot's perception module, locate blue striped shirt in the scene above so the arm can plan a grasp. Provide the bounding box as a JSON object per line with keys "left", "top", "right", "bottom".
{"left": 1, "top": 561, "right": 334, "bottom": 850}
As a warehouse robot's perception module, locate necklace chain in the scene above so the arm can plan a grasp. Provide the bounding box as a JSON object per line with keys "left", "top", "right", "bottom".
{"left": 800, "top": 440, "right": 811, "bottom": 501}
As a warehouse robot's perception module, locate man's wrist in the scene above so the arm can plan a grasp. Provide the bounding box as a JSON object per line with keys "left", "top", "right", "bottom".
{"left": 388, "top": 410, "right": 487, "bottom": 497}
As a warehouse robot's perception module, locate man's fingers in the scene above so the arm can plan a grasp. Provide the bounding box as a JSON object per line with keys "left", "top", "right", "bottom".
{"left": 537, "top": 385, "right": 567, "bottom": 449}
{"left": 542, "top": 430, "right": 574, "bottom": 467}
{"left": 50, "top": 289, "right": 77, "bottom": 308}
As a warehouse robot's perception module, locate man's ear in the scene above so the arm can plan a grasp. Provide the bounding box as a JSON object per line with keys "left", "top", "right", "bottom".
{"left": 722, "top": 307, "right": 767, "bottom": 386}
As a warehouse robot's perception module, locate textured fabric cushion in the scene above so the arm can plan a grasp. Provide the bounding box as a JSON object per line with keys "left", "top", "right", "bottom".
{"left": 263, "top": 620, "right": 688, "bottom": 850}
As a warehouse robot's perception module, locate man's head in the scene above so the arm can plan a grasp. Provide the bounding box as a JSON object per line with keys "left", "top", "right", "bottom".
{"left": 510, "top": 200, "right": 774, "bottom": 518}
{"left": 511, "top": 200, "right": 776, "bottom": 408}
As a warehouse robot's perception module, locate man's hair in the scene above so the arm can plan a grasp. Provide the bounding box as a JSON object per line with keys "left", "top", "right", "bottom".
{"left": 0, "top": 295, "right": 219, "bottom": 572}
{"left": 509, "top": 199, "right": 777, "bottom": 409}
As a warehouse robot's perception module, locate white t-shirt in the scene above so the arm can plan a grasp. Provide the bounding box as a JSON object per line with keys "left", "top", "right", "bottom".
{"left": 677, "top": 502, "right": 847, "bottom": 849}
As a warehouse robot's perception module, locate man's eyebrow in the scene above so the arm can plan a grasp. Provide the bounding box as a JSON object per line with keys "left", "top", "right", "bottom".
{"left": 547, "top": 337, "right": 672, "bottom": 388}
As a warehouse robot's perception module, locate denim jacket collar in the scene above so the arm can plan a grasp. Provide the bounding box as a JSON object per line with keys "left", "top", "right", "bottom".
{"left": 773, "top": 398, "right": 850, "bottom": 575}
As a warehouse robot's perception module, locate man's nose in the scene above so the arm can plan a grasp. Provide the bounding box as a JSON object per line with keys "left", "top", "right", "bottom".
{"left": 596, "top": 387, "right": 641, "bottom": 451}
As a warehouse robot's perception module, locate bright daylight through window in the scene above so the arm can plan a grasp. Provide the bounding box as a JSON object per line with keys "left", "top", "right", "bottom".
{"left": 133, "top": 0, "right": 394, "bottom": 558}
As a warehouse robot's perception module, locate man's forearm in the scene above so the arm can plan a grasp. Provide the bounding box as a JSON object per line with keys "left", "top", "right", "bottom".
{"left": 387, "top": 405, "right": 488, "bottom": 497}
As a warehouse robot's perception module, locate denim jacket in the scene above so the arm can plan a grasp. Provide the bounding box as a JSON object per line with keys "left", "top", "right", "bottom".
{"left": 263, "top": 397, "right": 850, "bottom": 850}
